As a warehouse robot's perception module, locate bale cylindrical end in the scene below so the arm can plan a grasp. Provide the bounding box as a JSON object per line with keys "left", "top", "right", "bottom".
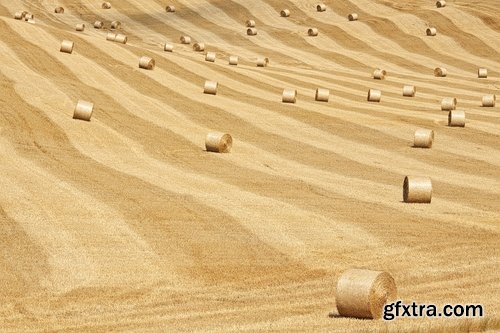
{"left": 426, "top": 27, "right": 437, "bottom": 36}
{"left": 247, "top": 28, "right": 257, "bottom": 36}
{"left": 204, "top": 80, "right": 218, "bottom": 95}
{"left": 139, "top": 56, "right": 155, "bottom": 70}
{"left": 60, "top": 40, "right": 74, "bottom": 54}
{"left": 205, "top": 132, "right": 232, "bottom": 153}
{"left": 403, "top": 176, "right": 432, "bottom": 203}
{"left": 481, "top": 95, "right": 496, "bottom": 107}
{"left": 448, "top": 110, "right": 465, "bottom": 127}
{"left": 110, "top": 20, "right": 121, "bottom": 29}
{"left": 73, "top": 100, "right": 94, "bottom": 121}
{"left": 282, "top": 89, "right": 297, "bottom": 103}
{"left": 413, "top": 129, "right": 434, "bottom": 148}
{"left": 436, "top": 0, "right": 446, "bottom": 8}
{"left": 308, "top": 28, "right": 319, "bottom": 36}
{"left": 102, "top": 2, "right": 111, "bottom": 9}
{"left": 336, "top": 269, "right": 397, "bottom": 319}
{"left": 367, "top": 89, "right": 381, "bottom": 102}
{"left": 280, "top": 9, "right": 290, "bottom": 17}
{"left": 315, "top": 88, "right": 329, "bottom": 102}
{"left": 348, "top": 13, "right": 358, "bottom": 21}
{"left": 317, "top": 4, "right": 326, "bottom": 12}
{"left": 373, "top": 69, "right": 386, "bottom": 80}
{"left": 434, "top": 67, "right": 447, "bottom": 77}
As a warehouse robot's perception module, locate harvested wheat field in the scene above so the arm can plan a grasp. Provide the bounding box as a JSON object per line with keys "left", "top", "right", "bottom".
{"left": 0, "top": 0, "right": 499, "bottom": 332}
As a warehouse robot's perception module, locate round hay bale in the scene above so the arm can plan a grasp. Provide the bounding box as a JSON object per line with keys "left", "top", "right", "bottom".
{"left": 317, "top": 4, "right": 327, "bottom": 12}
{"left": 482, "top": 94, "right": 496, "bottom": 107}
{"left": 478, "top": 68, "right": 488, "bottom": 78}
{"left": 282, "top": 89, "right": 297, "bottom": 103}
{"left": 204, "top": 80, "right": 218, "bottom": 95}
{"left": 24, "top": 13, "right": 34, "bottom": 20}
{"left": 166, "top": 5, "right": 176, "bottom": 13}
{"left": 110, "top": 20, "right": 121, "bottom": 29}
{"left": 180, "top": 36, "right": 191, "bottom": 44}
{"left": 102, "top": 2, "right": 111, "bottom": 9}
{"left": 205, "top": 52, "right": 216, "bottom": 62}
{"left": 348, "top": 13, "right": 358, "bottom": 21}
{"left": 308, "top": 28, "right": 319, "bottom": 36}
{"left": 60, "top": 40, "right": 74, "bottom": 54}
{"left": 434, "top": 67, "right": 447, "bottom": 77}
{"left": 257, "top": 57, "right": 269, "bottom": 67}
{"left": 436, "top": 0, "right": 446, "bottom": 8}
{"left": 441, "top": 97, "right": 457, "bottom": 111}
{"left": 75, "top": 23, "right": 85, "bottom": 32}
{"left": 106, "top": 32, "right": 117, "bottom": 41}
{"left": 54, "top": 7, "right": 64, "bottom": 14}
{"left": 73, "top": 100, "right": 94, "bottom": 121}
{"left": 413, "top": 129, "right": 434, "bottom": 148}
{"left": 229, "top": 55, "right": 239, "bottom": 66}
{"left": 426, "top": 27, "right": 437, "bottom": 36}
{"left": 315, "top": 88, "right": 329, "bottom": 102}
{"left": 373, "top": 68, "right": 386, "bottom": 80}
{"left": 164, "top": 43, "right": 173, "bottom": 52}
{"left": 14, "top": 12, "right": 24, "bottom": 20}
{"left": 367, "top": 89, "right": 381, "bottom": 102}
{"left": 246, "top": 20, "right": 255, "bottom": 27}
{"left": 448, "top": 110, "right": 465, "bottom": 127}
{"left": 280, "top": 9, "right": 290, "bottom": 17}
{"left": 193, "top": 42, "right": 205, "bottom": 52}
{"left": 403, "top": 176, "right": 432, "bottom": 203}
{"left": 336, "top": 269, "right": 397, "bottom": 319}
{"left": 114, "top": 34, "right": 127, "bottom": 44}
{"left": 403, "top": 85, "right": 416, "bottom": 97}
{"left": 139, "top": 56, "right": 155, "bottom": 70}
{"left": 205, "top": 132, "right": 232, "bottom": 153}
{"left": 247, "top": 28, "right": 257, "bottom": 36}
{"left": 94, "top": 21, "right": 104, "bottom": 29}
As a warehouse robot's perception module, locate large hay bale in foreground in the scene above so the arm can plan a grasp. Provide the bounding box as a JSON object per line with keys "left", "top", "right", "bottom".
{"left": 73, "top": 100, "right": 94, "bottom": 121}
{"left": 336, "top": 269, "right": 397, "bottom": 319}
{"left": 205, "top": 132, "right": 232, "bottom": 153}
{"left": 403, "top": 176, "right": 432, "bottom": 203}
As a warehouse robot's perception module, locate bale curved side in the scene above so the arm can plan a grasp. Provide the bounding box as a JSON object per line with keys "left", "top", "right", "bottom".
{"left": 413, "top": 129, "right": 434, "bottom": 148}
{"left": 403, "top": 176, "right": 432, "bottom": 203}
{"left": 367, "top": 89, "right": 381, "bottom": 102}
{"left": 205, "top": 132, "right": 232, "bottom": 153}
{"left": 204, "top": 80, "right": 218, "bottom": 95}
{"left": 315, "top": 88, "right": 329, "bottom": 102}
{"left": 448, "top": 110, "right": 465, "bottom": 127}
{"left": 282, "top": 89, "right": 297, "bottom": 103}
{"left": 403, "top": 85, "right": 416, "bottom": 97}
{"left": 60, "top": 40, "right": 74, "bottom": 54}
{"left": 482, "top": 95, "right": 496, "bottom": 107}
{"left": 73, "top": 100, "right": 94, "bottom": 121}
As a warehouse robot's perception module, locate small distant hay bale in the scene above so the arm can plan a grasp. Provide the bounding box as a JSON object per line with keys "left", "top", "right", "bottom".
{"left": 247, "top": 28, "right": 257, "bottom": 36}
{"left": 166, "top": 5, "right": 176, "bottom": 12}
{"left": 164, "top": 43, "right": 173, "bottom": 52}
{"left": 336, "top": 269, "right": 397, "bottom": 319}
{"left": 114, "top": 34, "right": 127, "bottom": 44}
{"left": 60, "top": 40, "right": 74, "bottom": 54}
{"left": 73, "top": 100, "right": 94, "bottom": 121}
{"left": 110, "top": 20, "right": 121, "bottom": 29}
{"left": 373, "top": 68, "right": 386, "bottom": 80}
{"left": 448, "top": 110, "right": 465, "bottom": 127}
{"left": 139, "top": 56, "right": 155, "bottom": 70}
{"left": 106, "top": 33, "right": 116, "bottom": 41}
{"left": 75, "top": 23, "right": 85, "bottom": 32}
{"left": 403, "top": 176, "right": 432, "bottom": 203}
{"left": 205, "top": 52, "right": 216, "bottom": 62}
{"left": 436, "top": 0, "right": 446, "bottom": 8}
{"left": 482, "top": 94, "right": 496, "bottom": 107}
{"left": 413, "top": 129, "right": 434, "bottom": 148}
{"left": 367, "top": 89, "right": 381, "bottom": 102}
{"left": 102, "top": 2, "right": 111, "bottom": 9}
{"left": 282, "top": 89, "right": 297, "bottom": 103}
{"left": 317, "top": 4, "right": 326, "bottom": 12}
{"left": 315, "top": 88, "right": 329, "bottom": 102}
{"left": 94, "top": 21, "right": 104, "bottom": 29}
{"left": 229, "top": 55, "right": 239, "bottom": 66}
{"left": 441, "top": 97, "right": 457, "bottom": 111}
{"left": 478, "top": 68, "right": 488, "bottom": 78}
{"left": 14, "top": 12, "right": 24, "bottom": 20}
{"left": 204, "top": 80, "right": 218, "bottom": 95}
{"left": 434, "top": 67, "right": 447, "bottom": 77}
{"left": 308, "top": 28, "right": 319, "bottom": 36}
{"left": 257, "top": 57, "right": 269, "bottom": 67}
{"left": 24, "top": 13, "right": 34, "bottom": 20}
{"left": 403, "top": 85, "right": 416, "bottom": 97}
{"left": 426, "top": 27, "right": 437, "bottom": 36}
{"left": 246, "top": 20, "right": 255, "bottom": 27}
{"left": 280, "top": 9, "right": 290, "bottom": 17}
{"left": 348, "top": 13, "right": 358, "bottom": 21}
{"left": 180, "top": 35, "right": 191, "bottom": 44}
{"left": 193, "top": 42, "right": 205, "bottom": 51}
{"left": 54, "top": 7, "right": 64, "bottom": 14}
{"left": 205, "top": 132, "right": 232, "bottom": 153}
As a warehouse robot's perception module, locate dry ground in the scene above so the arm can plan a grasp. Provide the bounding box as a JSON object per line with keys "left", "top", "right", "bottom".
{"left": 0, "top": 0, "right": 499, "bottom": 332}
